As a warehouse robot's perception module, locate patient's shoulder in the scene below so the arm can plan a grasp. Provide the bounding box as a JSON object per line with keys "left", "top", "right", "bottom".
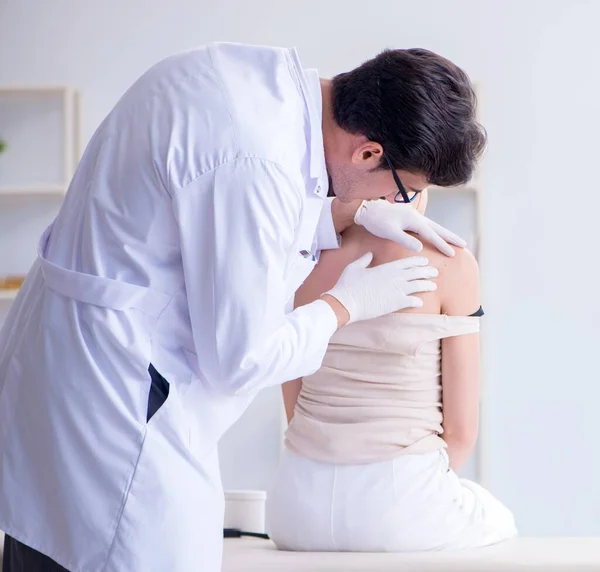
{"left": 423, "top": 242, "right": 478, "bottom": 280}
{"left": 341, "top": 225, "right": 480, "bottom": 315}
{"left": 430, "top": 245, "right": 480, "bottom": 316}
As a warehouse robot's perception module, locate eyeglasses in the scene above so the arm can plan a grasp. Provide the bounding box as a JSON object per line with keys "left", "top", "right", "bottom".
{"left": 382, "top": 153, "right": 421, "bottom": 204}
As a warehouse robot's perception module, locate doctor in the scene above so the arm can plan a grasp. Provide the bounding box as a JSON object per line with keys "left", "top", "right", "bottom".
{"left": 0, "top": 43, "right": 485, "bottom": 571}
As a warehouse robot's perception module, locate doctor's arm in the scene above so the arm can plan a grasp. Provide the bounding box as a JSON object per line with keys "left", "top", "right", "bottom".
{"left": 172, "top": 158, "right": 340, "bottom": 397}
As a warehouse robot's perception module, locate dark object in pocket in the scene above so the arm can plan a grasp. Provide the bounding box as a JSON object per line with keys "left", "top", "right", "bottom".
{"left": 2, "top": 534, "right": 69, "bottom": 571}
{"left": 146, "top": 363, "right": 170, "bottom": 421}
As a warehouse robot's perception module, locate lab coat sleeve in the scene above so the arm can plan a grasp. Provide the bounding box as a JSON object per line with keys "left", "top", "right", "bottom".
{"left": 172, "top": 157, "right": 338, "bottom": 396}
{"left": 315, "top": 197, "right": 341, "bottom": 251}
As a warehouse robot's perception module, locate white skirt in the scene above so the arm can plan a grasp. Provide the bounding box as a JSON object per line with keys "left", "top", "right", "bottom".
{"left": 266, "top": 448, "right": 517, "bottom": 552}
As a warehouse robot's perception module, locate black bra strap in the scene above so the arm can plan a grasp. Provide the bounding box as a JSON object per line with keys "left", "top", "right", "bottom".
{"left": 469, "top": 306, "right": 484, "bottom": 317}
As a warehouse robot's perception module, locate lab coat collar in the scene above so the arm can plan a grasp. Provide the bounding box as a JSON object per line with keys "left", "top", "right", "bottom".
{"left": 287, "top": 49, "right": 329, "bottom": 197}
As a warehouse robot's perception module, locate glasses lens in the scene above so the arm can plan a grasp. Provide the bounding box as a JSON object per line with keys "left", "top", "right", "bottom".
{"left": 395, "top": 190, "right": 419, "bottom": 203}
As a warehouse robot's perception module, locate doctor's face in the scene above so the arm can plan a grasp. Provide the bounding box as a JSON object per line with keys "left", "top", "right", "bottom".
{"left": 327, "top": 161, "right": 428, "bottom": 205}
{"left": 325, "top": 137, "right": 428, "bottom": 204}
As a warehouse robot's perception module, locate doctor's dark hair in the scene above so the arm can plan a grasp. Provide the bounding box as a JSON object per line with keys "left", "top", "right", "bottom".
{"left": 332, "top": 48, "right": 486, "bottom": 187}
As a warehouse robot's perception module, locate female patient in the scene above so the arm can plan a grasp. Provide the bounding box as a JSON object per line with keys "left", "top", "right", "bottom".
{"left": 267, "top": 189, "right": 517, "bottom": 552}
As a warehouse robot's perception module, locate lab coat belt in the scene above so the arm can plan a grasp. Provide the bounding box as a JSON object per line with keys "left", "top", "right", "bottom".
{"left": 37, "top": 223, "right": 172, "bottom": 318}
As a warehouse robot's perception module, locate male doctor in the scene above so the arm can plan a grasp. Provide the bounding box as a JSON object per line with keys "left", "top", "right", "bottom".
{"left": 0, "top": 44, "right": 485, "bottom": 571}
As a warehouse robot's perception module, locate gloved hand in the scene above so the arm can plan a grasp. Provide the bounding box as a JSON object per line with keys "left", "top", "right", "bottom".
{"left": 354, "top": 199, "right": 466, "bottom": 257}
{"left": 324, "top": 252, "right": 438, "bottom": 324}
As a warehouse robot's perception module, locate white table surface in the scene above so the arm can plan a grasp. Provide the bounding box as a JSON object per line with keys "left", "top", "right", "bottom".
{"left": 223, "top": 537, "right": 600, "bottom": 572}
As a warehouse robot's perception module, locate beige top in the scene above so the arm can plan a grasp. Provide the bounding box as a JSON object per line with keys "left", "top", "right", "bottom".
{"left": 285, "top": 313, "right": 480, "bottom": 464}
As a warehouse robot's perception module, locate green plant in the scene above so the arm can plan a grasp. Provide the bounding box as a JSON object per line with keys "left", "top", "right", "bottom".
{"left": 0, "top": 139, "right": 6, "bottom": 154}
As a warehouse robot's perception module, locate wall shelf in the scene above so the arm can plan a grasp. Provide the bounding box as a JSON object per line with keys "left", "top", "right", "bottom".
{"left": 0, "top": 85, "right": 82, "bottom": 192}
{"left": 0, "top": 185, "right": 66, "bottom": 196}
{"left": 0, "top": 290, "right": 18, "bottom": 301}
{"left": 0, "top": 84, "right": 81, "bottom": 299}
{"left": 0, "top": 86, "right": 75, "bottom": 94}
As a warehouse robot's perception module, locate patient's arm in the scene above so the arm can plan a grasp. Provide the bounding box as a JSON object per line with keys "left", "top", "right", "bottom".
{"left": 282, "top": 379, "right": 302, "bottom": 423}
{"left": 440, "top": 248, "right": 481, "bottom": 471}
{"left": 281, "top": 243, "right": 364, "bottom": 423}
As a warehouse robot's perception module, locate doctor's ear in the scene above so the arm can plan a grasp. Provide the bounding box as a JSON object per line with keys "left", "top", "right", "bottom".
{"left": 351, "top": 141, "right": 384, "bottom": 170}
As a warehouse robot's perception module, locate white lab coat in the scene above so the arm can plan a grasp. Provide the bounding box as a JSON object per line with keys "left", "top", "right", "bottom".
{"left": 0, "top": 43, "right": 338, "bottom": 572}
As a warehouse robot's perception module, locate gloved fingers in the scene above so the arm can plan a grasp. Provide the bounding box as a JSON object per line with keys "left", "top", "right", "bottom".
{"left": 346, "top": 251, "right": 374, "bottom": 270}
{"left": 405, "top": 218, "right": 456, "bottom": 258}
{"left": 377, "top": 256, "right": 430, "bottom": 271}
{"left": 402, "top": 279, "right": 438, "bottom": 296}
{"left": 424, "top": 217, "right": 467, "bottom": 249}
{"left": 385, "top": 229, "right": 424, "bottom": 253}
{"left": 403, "top": 296, "right": 425, "bottom": 308}
{"left": 393, "top": 265, "right": 439, "bottom": 282}
{"left": 353, "top": 200, "right": 370, "bottom": 225}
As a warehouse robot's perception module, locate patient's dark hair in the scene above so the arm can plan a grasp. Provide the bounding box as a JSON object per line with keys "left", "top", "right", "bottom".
{"left": 332, "top": 48, "right": 486, "bottom": 187}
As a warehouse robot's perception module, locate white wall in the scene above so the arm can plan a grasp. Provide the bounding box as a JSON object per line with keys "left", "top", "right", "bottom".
{"left": 1, "top": 0, "right": 599, "bottom": 537}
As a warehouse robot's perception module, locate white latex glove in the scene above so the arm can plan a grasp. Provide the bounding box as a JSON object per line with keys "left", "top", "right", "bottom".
{"left": 325, "top": 252, "right": 438, "bottom": 324}
{"left": 354, "top": 199, "right": 466, "bottom": 257}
